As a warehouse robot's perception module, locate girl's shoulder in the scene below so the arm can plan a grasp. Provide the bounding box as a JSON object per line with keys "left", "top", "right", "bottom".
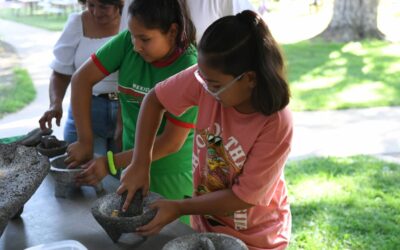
{"left": 266, "top": 106, "right": 293, "bottom": 134}
{"left": 268, "top": 106, "right": 293, "bottom": 126}
{"left": 178, "top": 44, "right": 198, "bottom": 64}
{"left": 119, "top": 29, "right": 132, "bottom": 39}
{"left": 103, "top": 29, "right": 132, "bottom": 48}
{"left": 183, "top": 44, "right": 198, "bottom": 56}
{"left": 279, "top": 106, "right": 293, "bottom": 122}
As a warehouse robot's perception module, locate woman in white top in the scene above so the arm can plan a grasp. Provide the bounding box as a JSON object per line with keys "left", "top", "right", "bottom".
{"left": 39, "top": 0, "right": 123, "bottom": 156}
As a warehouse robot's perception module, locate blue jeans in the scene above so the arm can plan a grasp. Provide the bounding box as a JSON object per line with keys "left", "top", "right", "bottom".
{"left": 64, "top": 95, "right": 119, "bottom": 156}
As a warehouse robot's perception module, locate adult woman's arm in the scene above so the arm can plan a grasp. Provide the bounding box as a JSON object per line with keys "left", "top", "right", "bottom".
{"left": 40, "top": 13, "right": 82, "bottom": 130}
{"left": 64, "top": 59, "right": 107, "bottom": 167}
{"left": 39, "top": 71, "right": 71, "bottom": 130}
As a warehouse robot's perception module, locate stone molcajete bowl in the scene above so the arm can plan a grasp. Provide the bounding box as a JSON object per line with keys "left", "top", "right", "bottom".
{"left": 0, "top": 143, "right": 50, "bottom": 237}
{"left": 49, "top": 155, "right": 103, "bottom": 198}
{"left": 36, "top": 135, "right": 68, "bottom": 158}
{"left": 91, "top": 191, "right": 162, "bottom": 243}
{"left": 14, "top": 128, "right": 53, "bottom": 147}
{"left": 163, "top": 232, "right": 248, "bottom": 250}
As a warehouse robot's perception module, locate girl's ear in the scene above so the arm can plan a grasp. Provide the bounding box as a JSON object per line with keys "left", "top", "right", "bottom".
{"left": 168, "top": 23, "right": 179, "bottom": 42}
{"left": 246, "top": 71, "right": 257, "bottom": 88}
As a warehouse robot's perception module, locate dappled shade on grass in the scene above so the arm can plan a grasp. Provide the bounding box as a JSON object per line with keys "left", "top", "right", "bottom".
{"left": 286, "top": 156, "right": 400, "bottom": 249}
{"left": 283, "top": 41, "right": 400, "bottom": 111}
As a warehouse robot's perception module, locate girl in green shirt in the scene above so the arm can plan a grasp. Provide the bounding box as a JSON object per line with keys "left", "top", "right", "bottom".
{"left": 67, "top": 0, "right": 197, "bottom": 224}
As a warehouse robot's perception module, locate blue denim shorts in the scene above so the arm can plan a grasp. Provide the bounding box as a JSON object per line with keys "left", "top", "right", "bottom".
{"left": 64, "top": 95, "right": 119, "bottom": 156}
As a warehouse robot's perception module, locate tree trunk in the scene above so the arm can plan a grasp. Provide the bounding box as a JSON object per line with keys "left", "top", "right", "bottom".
{"left": 319, "top": 0, "right": 385, "bottom": 42}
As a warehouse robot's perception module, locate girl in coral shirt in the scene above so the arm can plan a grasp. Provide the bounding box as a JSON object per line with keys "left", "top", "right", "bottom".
{"left": 119, "top": 10, "right": 292, "bottom": 250}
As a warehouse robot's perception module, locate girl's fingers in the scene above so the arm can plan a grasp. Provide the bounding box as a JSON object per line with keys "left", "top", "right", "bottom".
{"left": 67, "top": 161, "right": 79, "bottom": 169}
{"left": 122, "top": 190, "right": 135, "bottom": 212}
{"left": 81, "top": 161, "right": 92, "bottom": 170}
{"left": 136, "top": 203, "right": 162, "bottom": 235}
{"left": 75, "top": 176, "right": 87, "bottom": 185}
{"left": 136, "top": 225, "right": 162, "bottom": 236}
{"left": 79, "top": 166, "right": 91, "bottom": 175}
{"left": 116, "top": 185, "right": 136, "bottom": 212}
{"left": 136, "top": 218, "right": 160, "bottom": 235}
{"left": 116, "top": 184, "right": 126, "bottom": 195}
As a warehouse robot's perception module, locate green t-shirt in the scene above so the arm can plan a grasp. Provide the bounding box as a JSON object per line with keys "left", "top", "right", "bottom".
{"left": 94, "top": 30, "right": 198, "bottom": 174}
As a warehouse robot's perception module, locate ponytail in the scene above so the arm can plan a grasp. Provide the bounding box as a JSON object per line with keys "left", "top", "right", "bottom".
{"left": 236, "top": 11, "right": 290, "bottom": 115}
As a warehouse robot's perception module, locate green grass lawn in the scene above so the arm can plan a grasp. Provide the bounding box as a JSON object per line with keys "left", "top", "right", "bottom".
{"left": 0, "top": 8, "right": 69, "bottom": 31}
{"left": 283, "top": 40, "right": 400, "bottom": 111}
{"left": 0, "top": 67, "right": 36, "bottom": 118}
{"left": 286, "top": 156, "right": 400, "bottom": 249}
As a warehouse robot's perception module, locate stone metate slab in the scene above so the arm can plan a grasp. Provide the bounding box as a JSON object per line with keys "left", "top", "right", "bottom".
{"left": 0, "top": 143, "right": 50, "bottom": 236}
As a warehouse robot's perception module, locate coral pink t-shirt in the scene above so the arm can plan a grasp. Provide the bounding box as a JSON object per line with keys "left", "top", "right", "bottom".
{"left": 155, "top": 65, "right": 293, "bottom": 250}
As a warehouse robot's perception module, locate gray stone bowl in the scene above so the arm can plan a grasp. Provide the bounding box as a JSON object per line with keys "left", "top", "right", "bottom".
{"left": 0, "top": 143, "right": 50, "bottom": 237}
{"left": 49, "top": 155, "right": 103, "bottom": 198}
{"left": 162, "top": 232, "right": 248, "bottom": 250}
{"left": 36, "top": 140, "right": 68, "bottom": 158}
{"left": 91, "top": 192, "right": 162, "bottom": 243}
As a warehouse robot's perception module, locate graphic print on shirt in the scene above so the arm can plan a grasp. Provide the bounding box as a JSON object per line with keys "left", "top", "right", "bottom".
{"left": 195, "top": 127, "right": 249, "bottom": 230}
{"left": 118, "top": 83, "right": 149, "bottom": 103}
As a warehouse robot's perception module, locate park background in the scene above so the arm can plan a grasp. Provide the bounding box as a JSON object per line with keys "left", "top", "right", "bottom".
{"left": 0, "top": 0, "right": 399, "bottom": 249}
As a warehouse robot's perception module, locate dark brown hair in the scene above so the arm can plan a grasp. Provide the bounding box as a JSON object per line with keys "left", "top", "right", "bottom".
{"left": 198, "top": 10, "right": 290, "bottom": 116}
{"left": 128, "top": 0, "right": 196, "bottom": 49}
{"left": 78, "top": 0, "right": 124, "bottom": 15}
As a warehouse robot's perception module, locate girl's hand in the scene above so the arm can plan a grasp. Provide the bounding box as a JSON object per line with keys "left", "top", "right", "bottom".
{"left": 136, "top": 200, "right": 182, "bottom": 236}
{"left": 116, "top": 162, "right": 150, "bottom": 212}
{"left": 65, "top": 141, "right": 93, "bottom": 168}
{"left": 75, "top": 157, "right": 108, "bottom": 186}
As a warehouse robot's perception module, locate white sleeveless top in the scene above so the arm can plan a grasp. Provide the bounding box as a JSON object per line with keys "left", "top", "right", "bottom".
{"left": 50, "top": 12, "right": 118, "bottom": 95}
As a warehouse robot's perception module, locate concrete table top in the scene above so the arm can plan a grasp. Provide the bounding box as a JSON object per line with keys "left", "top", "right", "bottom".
{"left": 0, "top": 175, "right": 195, "bottom": 249}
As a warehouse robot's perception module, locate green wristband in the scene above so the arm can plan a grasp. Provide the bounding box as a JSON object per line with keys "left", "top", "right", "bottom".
{"left": 107, "top": 151, "right": 117, "bottom": 175}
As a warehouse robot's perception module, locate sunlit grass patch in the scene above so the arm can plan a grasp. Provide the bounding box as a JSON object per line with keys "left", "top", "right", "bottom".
{"left": 286, "top": 156, "right": 400, "bottom": 249}
{"left": 0, "top": 67, "right": 36, "bottom": 118}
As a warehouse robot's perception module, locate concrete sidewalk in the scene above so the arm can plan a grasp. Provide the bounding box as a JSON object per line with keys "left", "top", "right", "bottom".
{"left": 0, "top": 19, "right": 399, "bottom": 162}
{"left": 291, "top": 107, "right": 400, "bottom": 161}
